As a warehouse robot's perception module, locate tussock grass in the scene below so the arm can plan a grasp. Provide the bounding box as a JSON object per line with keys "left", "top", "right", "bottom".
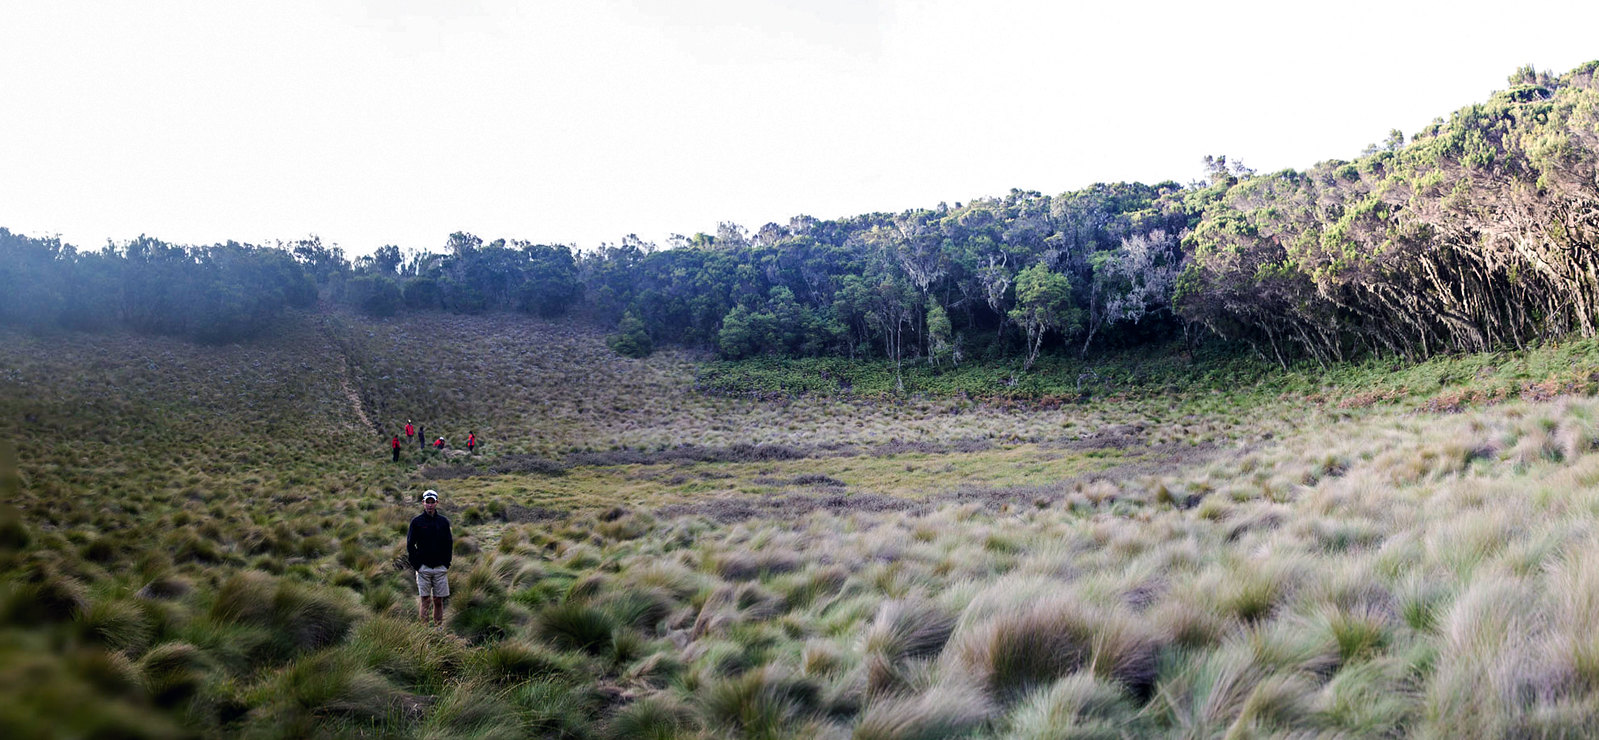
{"left": 949, "top": 596, "right": 1162, "bottom": 704}
{"left": 863, "top": 598, "right": 957, "bottom": 697}
{"left": 138, "top": 641, "right": 213, "bottom": 706}
{"left": 346, "top": 615, "right": 467, "bottom": 692}
{"left": 537, "top": 601, "right": 618, "bottom": 654}
{"left": 510, "top": 677, "right": 603, "bottom": 738}
{"left": 1003, "top": 672, "right": 1140, "bottom": 739}
{"left": 698, "top": 666, "right": 824, "bottom": 739}
{"left": 852, "top": 681, "right": 992, "bottom": 740}
{"left": 243, "top": 649, "right": 399, "bottom": 734}
{"left": 604, "top": 693, "right": 694, "bottom": 740}
{"left": 18, "top": 315, "right": 1599, "bottom": 735}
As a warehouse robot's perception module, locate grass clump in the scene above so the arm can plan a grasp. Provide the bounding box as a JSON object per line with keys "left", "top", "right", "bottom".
{"left": 863, "top": 598, "right": 957, "bottom": 697}
{"left": 604, "top": 693, "right": 695, "bottom": 740}
{"left": 207, "top": 571, "right": 361, "bottom": 663}
{"left": 241, "top": 649, "right": 398, "bottom": 736}
{"left": 949, "top": 597, "right": 1161, "bottom": 705}
{"left": 537, "top": 601, "right": 618, "bottom": 654}
{"left": 852, "top": 681, "right": 992, "bottom": 740}
{"left": 698, "top": 666, "right": 824, "bottom": 739}
{"left": 474, "top": 638, "right": 582, "bottom": 684}
{"left": 1002, "top": 672, "right": 1140, "bottom": 739}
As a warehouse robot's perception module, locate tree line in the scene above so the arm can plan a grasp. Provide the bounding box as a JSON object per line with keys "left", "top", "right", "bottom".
{"left": 4, "top": 61, "right": 1597, "bottom": 372}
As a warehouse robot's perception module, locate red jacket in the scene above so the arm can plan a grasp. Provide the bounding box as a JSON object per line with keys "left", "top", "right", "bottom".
{"left": 391, "top": 436, "right": 401, "bottom": 448}
{"left": 468, "top": 434, "right": 476, "bottom": 447}
{"left": 405, "top": 423, "right": 414, "bottom": 436}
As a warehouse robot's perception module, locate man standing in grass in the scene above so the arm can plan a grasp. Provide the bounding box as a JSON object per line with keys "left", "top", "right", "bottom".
{"left": 407, "top": 489, "right": 452, "bottom": 628}
{"left": 391, "top": 434, "right": 402, "bottom": 462}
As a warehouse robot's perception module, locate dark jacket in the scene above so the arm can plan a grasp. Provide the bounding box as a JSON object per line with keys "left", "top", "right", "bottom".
{"left": 407, "top": 512, "right": 453, "bottom": 569}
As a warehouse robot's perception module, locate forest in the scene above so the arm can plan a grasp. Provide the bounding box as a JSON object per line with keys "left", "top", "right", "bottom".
{"left": 3, "top": 62, "right": 1597, "bottom": 374}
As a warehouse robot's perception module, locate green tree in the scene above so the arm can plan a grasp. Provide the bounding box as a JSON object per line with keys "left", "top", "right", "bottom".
{"left": 607, "top": 311, "right": 653, "bottom": 358}
{"left": 927, "top": 303, "right": 954, "bottom": 368}
{"left": 1008, "top": 264, "right": 1079, "bottom": 372}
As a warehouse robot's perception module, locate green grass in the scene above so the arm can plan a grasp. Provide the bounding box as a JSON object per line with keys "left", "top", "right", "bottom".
{"left": 12, "top": 311, "right": 1599, "bottom": 736}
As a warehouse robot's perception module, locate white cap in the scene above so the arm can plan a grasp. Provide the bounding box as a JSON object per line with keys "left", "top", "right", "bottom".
{"left": 422, "top": 490, "right": 438, "bottom": 501}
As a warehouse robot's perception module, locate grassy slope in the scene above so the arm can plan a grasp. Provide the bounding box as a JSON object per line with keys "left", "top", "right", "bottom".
{"left": 9, "top": 311, "right": 1599, "bottom": 737}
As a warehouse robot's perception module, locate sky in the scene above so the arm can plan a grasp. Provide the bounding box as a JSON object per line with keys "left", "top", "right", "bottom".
{"left": 2, "top": 0, "right": 1597, "bottom": 256}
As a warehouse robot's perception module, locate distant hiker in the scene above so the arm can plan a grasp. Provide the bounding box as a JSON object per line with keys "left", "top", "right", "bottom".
{"left": 391, "top": 434, "right": 402, "bottom": 462}
{"left": 418, "top": 424, "right": 426, "bottom": 450}
{"left": 407, "top": 490, "right": 452, "bottom": 628}
{"left": 405, "top": 421, "right": 414, "bottom": 442}
{"left": 434, "top": 437, "right": 446, "bottom": 450}
{"left": 467, "top": 432, "right": 476, "bottom": 455}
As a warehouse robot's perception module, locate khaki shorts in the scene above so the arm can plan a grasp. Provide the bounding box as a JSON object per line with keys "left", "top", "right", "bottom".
{"left": 416, "top": 565, "right": 450, "bottom": 598}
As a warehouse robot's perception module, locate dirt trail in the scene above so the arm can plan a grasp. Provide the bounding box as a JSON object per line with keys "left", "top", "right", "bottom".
{"left": 320, "top": 315, "right": 380, "bottom": 436}
{"left": 337, "top": 353, "right": 378, "bottom": 435}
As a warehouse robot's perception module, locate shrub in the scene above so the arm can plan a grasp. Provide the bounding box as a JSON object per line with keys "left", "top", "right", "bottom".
{"left": 608, "top": 312, "right": 653, "bottom": 358}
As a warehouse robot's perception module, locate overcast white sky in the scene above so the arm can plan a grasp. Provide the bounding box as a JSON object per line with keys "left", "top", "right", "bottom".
{"left": 2, "top": 1, "right": 1596, "bottom": 255}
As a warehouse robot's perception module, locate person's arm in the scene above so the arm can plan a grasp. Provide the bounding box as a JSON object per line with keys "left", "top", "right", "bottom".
{"left": 406, "top": 519, "right": 420, "bottom": 570}
{"left": 442, "top": 519, "right": 453, "bottom": 569}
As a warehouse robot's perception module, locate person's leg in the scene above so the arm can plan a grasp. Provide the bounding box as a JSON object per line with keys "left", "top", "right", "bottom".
{"left": 417, "top": 568, "right": 434, "bottom": 621}
{"left": 432, "top": 572, "right": 450, "bottom": 627}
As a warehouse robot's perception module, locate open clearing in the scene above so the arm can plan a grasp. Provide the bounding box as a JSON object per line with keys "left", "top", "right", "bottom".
{"left": 8, "top": 312, "right": 1599, "bottom": 737}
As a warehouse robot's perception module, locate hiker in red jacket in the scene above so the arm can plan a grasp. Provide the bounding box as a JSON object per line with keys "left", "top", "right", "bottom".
{"left": 467, "top": 432, "right": 477, "bottom": 455}
{"left": 433, "top": 437, "right": 446, "bottom": 450}
{"left": 405, "top": 421, "right": 415, "bottom": 442}
{"left": 391, "top": 434, "right": 402, "bottom": 462}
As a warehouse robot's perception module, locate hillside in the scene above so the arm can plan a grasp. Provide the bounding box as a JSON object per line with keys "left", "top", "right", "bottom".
{"left": 9, "top": 312, "right": 1599, "bottom": 737}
